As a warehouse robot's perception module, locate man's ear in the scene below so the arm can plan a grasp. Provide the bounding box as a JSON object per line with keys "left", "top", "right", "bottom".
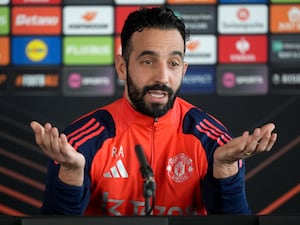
{"left": 115, "top": 55, "right": 127, "bottom": 81}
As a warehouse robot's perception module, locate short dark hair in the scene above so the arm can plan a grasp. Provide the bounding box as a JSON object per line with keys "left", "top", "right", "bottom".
{"left": 120, "top": 7, "right": 187, "bottom": 63}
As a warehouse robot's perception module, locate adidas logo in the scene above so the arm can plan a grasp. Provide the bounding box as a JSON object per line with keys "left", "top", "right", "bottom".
{"left": 103, "top": 159, "right": 128, "bottom": 178}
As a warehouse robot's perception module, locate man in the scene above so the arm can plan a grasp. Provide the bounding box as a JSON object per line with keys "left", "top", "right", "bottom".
{"left": 31, "top": 7, "right": 277, "bottom": 216}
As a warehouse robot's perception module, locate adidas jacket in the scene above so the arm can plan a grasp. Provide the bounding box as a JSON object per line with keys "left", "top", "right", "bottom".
{"left": 41, "top": 96, "right": 250, "bottom": 215}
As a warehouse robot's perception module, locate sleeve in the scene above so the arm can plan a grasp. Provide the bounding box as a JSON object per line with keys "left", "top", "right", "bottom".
{"left": 202, "top": 160, "right": 251, "bottom": 214}
{"left": 183, "top": 107, "right": 251, "bottom": 214}
{"left": 41, "top": 160, "right": 90, "bottom": 215}
{"left": 40, "top": 109, "right": 116, "bottom": 215}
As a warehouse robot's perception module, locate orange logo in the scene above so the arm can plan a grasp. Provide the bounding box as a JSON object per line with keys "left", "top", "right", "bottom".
{"left": 12, "top": 7, "right": 61, "bottom": 35}
{"left": 82, "top": 12, "right": 97, "bottom": 21}
{"left": 270, "top": 5, "right": 300, "bottom": 33}
{"left": 0, "top": 37, "right": 9, "bottom": 65}
{"left": 187, "top": 40, "right": 200, "bottom": 51}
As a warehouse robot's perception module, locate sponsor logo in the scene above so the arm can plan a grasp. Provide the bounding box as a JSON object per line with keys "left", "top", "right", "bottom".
{"left": 270, "top": 5, "right": 300, "bottom": 33}
{"left": 12, "top": 36, "right": 61, "bottom": 65}
{"left": 220, "top": 0, "right": 267, "bottom": 2}
{"left": 115, "top": 0, "right": 164, "bottom": 4}
{"left": 167, "top": 0, "right": 216, "bottom": 3}
{"left": 12, "top": 0, "right": 61, "bottom": 4}
{"left": 181, "top": 66, "right": 215, "bottom": 94}
{"left": 270, "top": 67, "right": 300, "bottom": 94}
{"left": 218, "top": 5, "right": 268, "bottom": 34}
{"left": 12, "top": 68, "right": 60, "bottom": 95}
{"left": 103, "top": 159, "right": 128, "bottom": 178}
{"left": 170, "top": 6, "right": 216, "bottom": 34}
{"left": 63, "top": 36, "right": 113, "bottom": 65}
{"left": 62, "top": 67, "right": 115, "bottom": 96}
{"left": 12, "top": 7, "right": 61, "bottom": 34}
{"left": 270, "top": 35, "right": 300, "bottom": 64}
{"left": 217, "top": 65, "right": 268, "bottom": 95}
{"left": 63, "top": 6, "right": 113, "bottom": 35}
{"left": 0, "top": 0, "right": 9, "bottom": 4}
{"left": 64, "top": 0, "right": 113, "bottom": 4}
{"left": 271, "top": 0, "right": 300, "bottom": 2}
{"left": 166, "top": 153, "right": 193, "bottom": 183}
{"left": 0, "top": 7, "right": 9, "bottom": 34}
{"left": 185, "top": 35, "right": 216, "bottom": 64}
{"left": 218, "top": 35, "right": 267, "bottom": 63}
{"left": 0, "top": 37, "right": 9, "bottom": 65}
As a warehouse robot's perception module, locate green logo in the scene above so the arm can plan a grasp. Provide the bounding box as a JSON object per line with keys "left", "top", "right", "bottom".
{"left": 0, "top": 7, "right": 9, "bottom": 35}
{"left": 272, "top": 41, "right": 283, "bottom": 52}
{"left": 63, "top": 36, "right": 113, "bottom": 65}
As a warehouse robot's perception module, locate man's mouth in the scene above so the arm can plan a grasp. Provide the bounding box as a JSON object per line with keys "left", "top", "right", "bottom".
{"left": 148, "top": 90, "right": 168, "bottom": 98}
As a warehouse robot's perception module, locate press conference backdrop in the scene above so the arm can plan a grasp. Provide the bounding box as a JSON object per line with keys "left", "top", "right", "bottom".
{"left": 0, "top": 0, "right": 300, "bottom": 216}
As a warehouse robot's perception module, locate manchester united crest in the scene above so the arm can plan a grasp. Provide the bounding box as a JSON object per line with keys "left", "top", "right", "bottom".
{"left": 166, "top": 153, "right": 193, "bottom": 183}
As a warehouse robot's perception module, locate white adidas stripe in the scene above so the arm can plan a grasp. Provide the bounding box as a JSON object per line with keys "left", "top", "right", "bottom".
{"left": 103, "top": 159, "right": 128, "bottom": 178}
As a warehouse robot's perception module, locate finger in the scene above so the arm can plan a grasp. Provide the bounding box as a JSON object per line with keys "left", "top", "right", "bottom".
{"left": 266, "top": 133, "right": 277, "bottom": 151}
{"left": 30, "top": 121, "right": 48, "bottom": 150}
{"left": 245, "top": 128, "right": 261, "bottom": 152}
{"left": 42, "top": 123, "right": 54, "bottom": 151}
{"left": 50, "top": 127, "right": 61, "bottom": 155}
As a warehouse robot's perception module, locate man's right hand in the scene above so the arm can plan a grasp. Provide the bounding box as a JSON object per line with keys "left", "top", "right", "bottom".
{"left": 30, "top": 121, "right": 85, "bottom": 186}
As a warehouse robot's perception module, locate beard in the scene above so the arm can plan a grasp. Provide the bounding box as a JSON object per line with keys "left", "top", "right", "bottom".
{"left": 126, "top": 71, "right": 180, "bottom": 118}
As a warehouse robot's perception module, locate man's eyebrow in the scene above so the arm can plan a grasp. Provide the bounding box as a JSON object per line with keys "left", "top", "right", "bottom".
{"left": 137, "top": 50, "right": 184, "bottom": 59}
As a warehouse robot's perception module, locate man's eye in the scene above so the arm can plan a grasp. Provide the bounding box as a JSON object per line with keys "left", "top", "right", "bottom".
{"left": 170, "top": 61, "right": 180, "bottom": 67}
{"left": 142, "top": 59, "right": 153, "bottom": 64}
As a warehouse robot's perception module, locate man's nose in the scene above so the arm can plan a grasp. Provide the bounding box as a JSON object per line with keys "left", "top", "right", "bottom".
{"left": 154, "top": 63, "right": 169, "bottom": 84}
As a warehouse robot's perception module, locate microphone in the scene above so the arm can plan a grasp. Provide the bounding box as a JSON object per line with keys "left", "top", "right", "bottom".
{"left": 135, "top": 144, "right": 156, "bottom": 215}
{"left": 135, "top": 144, "right": 154, "bottom": 182}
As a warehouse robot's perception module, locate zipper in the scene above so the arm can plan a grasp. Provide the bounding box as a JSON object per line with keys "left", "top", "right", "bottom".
{"left": 150, "top": 117, "right": 158, "bottom": 165}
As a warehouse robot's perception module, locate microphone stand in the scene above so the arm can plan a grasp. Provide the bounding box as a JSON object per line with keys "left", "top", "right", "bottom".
{"left": 142, "top": 172, "right": 156, "bottom": 215}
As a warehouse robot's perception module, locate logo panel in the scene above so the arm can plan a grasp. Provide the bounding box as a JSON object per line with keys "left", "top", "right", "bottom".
{"left": 218, "top": 35, "right": 267, "bottom": 63}
{"left": 270, "top": 5, "right": 300, "bottom": 33}
{"left": 180, "top": 66, "right": 215, "bottom": 94}
{"left": 0, "top": 6, "right": 9, "bottom": 34}
{"left": 185, "top": 35, "right": 216, "bottom": 64}
{"left": 270, "top": 35, "right": 300, "bottom": 64}
{"left": 12, "top": 36, "right": 61, "bottom": 65}
{"left": 63, "top": 36, "right": 113, "bottom": 65}
{"left": 270, "top": 67, "right": 300, "bottom": 94}
{"left": 12, "top": 67, "right": 60, "bottom": 95}
{"left": 12, "top": 7, "right": 61, "bottom": 35}
{"left": 218, "top": 5, "right": 268, "bottom": 34}
{"left": 63, "top": 6, "right": 114, "bottom": 35}
{"left": 12, "top": 0, "right": 61, "bottom": 4}
{"left": 0, "top": 37, "right": 9, "bottom": 65}
{"left": 167, "top": 0, "right": 216, "bottom": 3}
{"left": 63, "top": 66, "right": 115, "bottom": 96}
{"left": 170, "top": 5, "right": 216, "bottom": 34}
{"left": 217, "top": 65, "right": 268, "bottom": 95}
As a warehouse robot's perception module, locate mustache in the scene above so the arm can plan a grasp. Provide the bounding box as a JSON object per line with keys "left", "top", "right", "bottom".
{"left": 143, "top": 84, "right": 173, "bottom": 95}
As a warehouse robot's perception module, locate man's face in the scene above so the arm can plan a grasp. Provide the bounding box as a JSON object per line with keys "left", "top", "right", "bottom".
{"left": 124, "top": 28, "right": 188, "bottom": 118}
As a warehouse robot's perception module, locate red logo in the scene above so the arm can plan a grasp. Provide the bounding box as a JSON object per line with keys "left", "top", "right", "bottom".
{"left": 237, "top": 7, "right": 250, "bottom": 21}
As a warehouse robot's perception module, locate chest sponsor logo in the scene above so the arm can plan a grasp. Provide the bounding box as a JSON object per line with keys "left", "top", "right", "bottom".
{"left": 218, "top": 5, "right": 268, "bottom": 34}
{"left": 166, "top": 153, "right": 193, "bottom": 183}
{"left": 218, "top": 35, "right": 267, "bottom": 63}
{"left": 12, "top": 7, "right": 61, "bottom": 35}
{"left": 270, "top": 5, "right": 300, "bottom": 33}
